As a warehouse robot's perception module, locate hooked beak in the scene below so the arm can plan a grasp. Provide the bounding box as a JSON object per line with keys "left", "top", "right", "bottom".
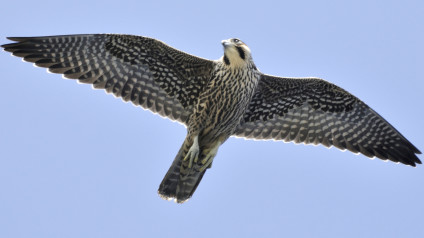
{"left": 221, "top": 39, "right": 231, "bottom": 48}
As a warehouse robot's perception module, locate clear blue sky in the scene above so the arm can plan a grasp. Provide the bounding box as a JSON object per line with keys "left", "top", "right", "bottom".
{"left": 1, "top": 0, "right": 423, "bottom": 237}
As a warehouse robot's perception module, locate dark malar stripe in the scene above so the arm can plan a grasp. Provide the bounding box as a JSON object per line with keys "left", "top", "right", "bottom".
{"left": 236, "top": 46, "right": 245, "bottom": 60}
{"left": 223, "top": 54, "right": 230, "bottom": 65}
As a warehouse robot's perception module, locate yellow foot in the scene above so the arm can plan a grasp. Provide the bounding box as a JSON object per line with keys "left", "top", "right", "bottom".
{"left": 199, "top": 143, "right": 220, "bottom": 172}
{"left": 183, "top": 136, "right": 200, "bottom": 168}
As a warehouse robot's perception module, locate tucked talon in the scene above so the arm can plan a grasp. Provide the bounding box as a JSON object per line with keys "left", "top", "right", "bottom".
{"left": 199, "top": 158, "right": 214, "bottom": 172}
{"left": 183, "top": 136, "right": 200, "bottom": 168}
{"left": 199, "top": 143, "right": 220, "bottom": 172}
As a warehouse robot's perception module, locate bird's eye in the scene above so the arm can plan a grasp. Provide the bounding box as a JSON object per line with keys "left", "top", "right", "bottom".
{"left": 233, "top": 39, "right": 240, "bottom": 43}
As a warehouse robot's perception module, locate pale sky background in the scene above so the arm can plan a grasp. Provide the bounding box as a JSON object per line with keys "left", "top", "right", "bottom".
{"left": 1, "top": 1, "right": 423, "bottom": 237}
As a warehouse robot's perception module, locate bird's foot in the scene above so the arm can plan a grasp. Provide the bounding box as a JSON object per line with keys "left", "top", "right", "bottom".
{"left": 199, "top": 143, "right": 220, "bottom": 172}
{"left": 183, "top": 136, "right": 200, "bottom": 168}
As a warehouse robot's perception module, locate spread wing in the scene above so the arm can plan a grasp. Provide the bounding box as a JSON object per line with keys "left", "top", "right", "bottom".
{"left": 2, "top": 34, "right": 215, "bottom": 124}
{"left": 234, "top": 74, "right": 421, "bottom": 166}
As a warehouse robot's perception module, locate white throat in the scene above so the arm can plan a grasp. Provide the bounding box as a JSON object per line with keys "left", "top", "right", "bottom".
{"left": 224, "top": 47, "right": 248, "bottom": 68}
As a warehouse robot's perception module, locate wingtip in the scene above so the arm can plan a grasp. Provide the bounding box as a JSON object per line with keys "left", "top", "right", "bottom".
{"left": 407, "top": 155, "right": 421, "bottom": 167}
{"left": 6, "top": 36, "right": 26, "bottom": 42}
{"left": 403, "top": 153, "right": 421, "bottom": 167}
{"left": 1, "top": 38, "right": 10, "bottom": 49}
{"left": 1, "top": 43, "right": 14, "bottom": 52}
{"left": 411, "top": 150, "right": 422, "bottom": 165}
{"left": 2, "top": 37, "right": 25, "bottom": 50}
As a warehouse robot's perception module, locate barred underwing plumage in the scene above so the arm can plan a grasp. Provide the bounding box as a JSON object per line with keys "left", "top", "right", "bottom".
{"left": 2, "top": 34, "right": 421, "bottom": 203}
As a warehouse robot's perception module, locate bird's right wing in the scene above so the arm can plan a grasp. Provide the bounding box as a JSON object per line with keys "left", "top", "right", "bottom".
{"left": 2, "top": 34, "right": 216, "bottom": 124}
{"left": 233, "top": 74, "right": 421, "bottom": 166}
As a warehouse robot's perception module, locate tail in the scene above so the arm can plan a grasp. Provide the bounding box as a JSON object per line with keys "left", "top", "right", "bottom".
{"left": 158, "top": 137, "right": 207, "bottom": 203}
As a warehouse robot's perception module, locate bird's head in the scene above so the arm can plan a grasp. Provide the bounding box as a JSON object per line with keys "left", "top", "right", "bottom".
{"left": 221, "top": 38, "right": 252, "bottom": 68}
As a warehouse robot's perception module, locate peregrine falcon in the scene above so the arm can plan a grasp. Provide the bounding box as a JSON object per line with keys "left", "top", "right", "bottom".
{"left": 2, "top": 34, "right": 421, "bottom": 203}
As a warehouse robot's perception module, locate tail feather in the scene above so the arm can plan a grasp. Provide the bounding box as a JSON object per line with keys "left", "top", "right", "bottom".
{"left": 158, "top": 137, "right": 207, "bottom": 203}
{"left": 157, "top": 149, "right": 184, "bottom": 200}
{"left": 175, "top": 163, "right": 207, "bottom": 203}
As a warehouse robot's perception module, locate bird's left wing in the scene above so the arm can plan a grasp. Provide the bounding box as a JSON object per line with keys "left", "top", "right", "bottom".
{"left": 2, "top": 34, "right": 215, "bottom": 124}
{"left": 233, "top": 74, "right": 421, "bottom": 166}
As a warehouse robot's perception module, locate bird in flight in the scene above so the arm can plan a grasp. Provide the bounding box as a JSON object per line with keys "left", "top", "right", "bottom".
{"left": 2, "top": 34, "right": 421, "bottom": 203}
